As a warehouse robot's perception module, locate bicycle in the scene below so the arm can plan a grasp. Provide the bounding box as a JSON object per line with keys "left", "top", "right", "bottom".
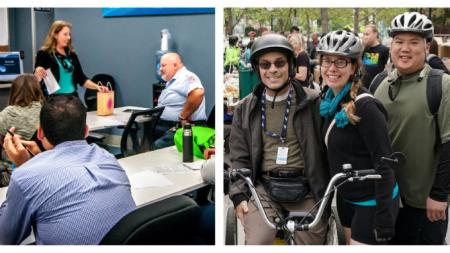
{"left": 225, "top": 152, "right": 405, "bottom": 245}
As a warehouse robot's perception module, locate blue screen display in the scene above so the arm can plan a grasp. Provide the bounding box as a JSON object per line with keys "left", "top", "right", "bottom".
{"left": 0, "top": 53, "right": 21, "bottom": 76}
{"left": 102, "top": 8, "right": 215, "bottom": 17}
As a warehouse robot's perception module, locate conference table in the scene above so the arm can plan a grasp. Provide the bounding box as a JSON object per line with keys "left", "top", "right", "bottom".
{"left": 86, "top": 106, "right": 149, "bottom": 131}
{"left": 0, "top": 146, "right": 208, "bottom": 243}
{"left": 0, "top": 146, "right": 207, "bottom": 210}
{"left": 119, "top": 146, "right": 208, "bottom": 207}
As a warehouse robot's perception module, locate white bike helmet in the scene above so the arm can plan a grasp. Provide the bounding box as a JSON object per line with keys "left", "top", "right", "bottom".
{"left": 388, "top": 12, "right": 434, "bottom": 42}
{"left": 316, "top": 30, "right": 363, "bottom": 59}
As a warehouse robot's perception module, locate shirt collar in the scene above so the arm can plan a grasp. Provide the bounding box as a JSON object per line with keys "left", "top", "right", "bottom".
{"left": 54, "top": 140, "right": 89, "bottom": 149}
{"left": 167, "top": 66, "right": 187, "bottom": 85}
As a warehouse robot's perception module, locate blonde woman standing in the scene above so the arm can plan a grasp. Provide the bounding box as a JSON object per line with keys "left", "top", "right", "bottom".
{"left": 34, "top": 20, "right": 108, "bottom": 97}
{"left": 288, "top": 33, "right": 311, "bottom": 88}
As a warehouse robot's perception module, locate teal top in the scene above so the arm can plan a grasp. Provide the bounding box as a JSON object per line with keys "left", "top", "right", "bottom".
{"left": 55, "top": 56, "right": 75, "bottom": 94}
{"left": 347, "top": 183, "right": 399, "bottom": 206}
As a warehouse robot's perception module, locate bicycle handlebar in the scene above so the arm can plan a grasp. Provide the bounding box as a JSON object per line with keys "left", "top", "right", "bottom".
{"left": 227, "top": 167, "right": 382, "bottom": 233}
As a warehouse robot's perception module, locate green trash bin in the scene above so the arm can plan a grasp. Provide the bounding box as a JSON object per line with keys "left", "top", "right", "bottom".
{"left": 239, "top": 68, "right": 260, "bottom": 99}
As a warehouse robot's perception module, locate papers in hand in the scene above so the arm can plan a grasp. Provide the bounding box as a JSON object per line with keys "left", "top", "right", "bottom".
{"left": 183, "top": 160, "right": 205, "bottom": 170}
{"left": 128, "top": 170, "right": 173, "bottom": 189}
{"left": 43, "top": 69, "right": 60, "bottom": 94}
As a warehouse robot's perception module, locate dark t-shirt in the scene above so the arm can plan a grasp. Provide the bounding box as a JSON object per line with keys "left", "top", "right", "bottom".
{"left": 428, "top": 54, "right": 450, "bottom": 74}
{"left": 362, "top": 44, "right": 389, "bottom": 89}
{"left": 295, "top": 51, "right": 311, "bottom": 87}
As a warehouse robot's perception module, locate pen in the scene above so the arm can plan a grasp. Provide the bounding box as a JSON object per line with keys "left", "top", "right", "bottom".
{"left": 6, "top": 129, "right": 35, "bottom": 157}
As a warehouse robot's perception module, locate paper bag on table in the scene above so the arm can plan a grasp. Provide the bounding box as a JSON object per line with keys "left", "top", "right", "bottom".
{"left": 96, "top": 82, "right": 114, "bottom": 116}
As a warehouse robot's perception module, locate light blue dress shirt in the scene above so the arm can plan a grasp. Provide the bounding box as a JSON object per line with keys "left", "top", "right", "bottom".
{"left": 0, "top": 140, "right": 136, "bottom": 245}
{"left": 158, "top": 66, "right": 207, "bottom": 121}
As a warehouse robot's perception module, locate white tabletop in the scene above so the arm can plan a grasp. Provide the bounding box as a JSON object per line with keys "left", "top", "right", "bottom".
{"left": 0, "top": 146, "right": 207, "bottom": 208}
{"left": 86, "top": 106, "right": 148, "bottom": 131}
{"left": 119, "top": 146, "right": 207, "bottom": 207}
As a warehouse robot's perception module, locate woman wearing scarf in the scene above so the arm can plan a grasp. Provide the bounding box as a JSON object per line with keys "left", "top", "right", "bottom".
{"left": 317, "top": 30, "right": 398, "bottom": 245}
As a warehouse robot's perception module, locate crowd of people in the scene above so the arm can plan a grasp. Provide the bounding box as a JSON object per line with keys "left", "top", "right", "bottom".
{"left": 224, "top": 15, "right": 449, "bottom": 93}
{"left": 228, "top": 11, "right": 450, "bottom": 245}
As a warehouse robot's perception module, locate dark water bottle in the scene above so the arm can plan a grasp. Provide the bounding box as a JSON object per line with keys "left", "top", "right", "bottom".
{"left": 183, "top": 123, "right": 193, "bottom": 162}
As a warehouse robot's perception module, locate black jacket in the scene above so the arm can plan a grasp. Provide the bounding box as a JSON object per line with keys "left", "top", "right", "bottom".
{"left": 34, "top": 49, "right": 89, "bottom": 95}
{"left": 229, "top": 82, "right": 330, "bottom": 207}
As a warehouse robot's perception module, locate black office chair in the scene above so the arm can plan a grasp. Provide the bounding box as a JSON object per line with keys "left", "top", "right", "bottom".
{"left": 100, "top": 195, "right": 205, "bottom": 245}
{"left": 206, "top": 105, "right": 215, "bottom": 129}
{"left": 119, "top": 106, "right": 165, "bottom": 158}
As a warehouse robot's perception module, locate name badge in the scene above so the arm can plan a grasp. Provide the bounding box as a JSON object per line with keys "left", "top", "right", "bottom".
{"left": 276, "top": 146, "right": 289, "bottom": 165}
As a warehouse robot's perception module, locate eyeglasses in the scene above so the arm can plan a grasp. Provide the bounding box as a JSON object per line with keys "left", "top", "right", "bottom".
{"left": 258, "top": 60, "right": 288, "bottom": 70}
{"left": 320, "top": 58, "right": 350, "bottom": 69}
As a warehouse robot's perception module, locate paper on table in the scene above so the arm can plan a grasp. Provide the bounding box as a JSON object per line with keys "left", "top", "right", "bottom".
{"left": 154, "top": 164, "right": 190, "bottom": 174}
{"left": 183, "top": 160, "right": 205, "bottom": 170}
{"left": 128, "top": 170, "right": 173, "bottom": 189}
{"left": 43, "top": 69, "right": 60, "bottom": 94}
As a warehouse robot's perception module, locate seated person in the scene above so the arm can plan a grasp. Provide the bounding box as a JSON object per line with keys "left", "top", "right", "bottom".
{"left": 0, "top": 74, "right": 44, "bottom": 141}
{"left": 0, "top": 95, "right": 136, "bottom": 245}
{"left": 154, "top": 52, "right": 207, "bottom": 149}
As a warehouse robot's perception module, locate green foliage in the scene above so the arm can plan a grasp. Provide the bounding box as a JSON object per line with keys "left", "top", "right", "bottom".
{"left": 225, "top": 8, "right": 447, "bottom": 37}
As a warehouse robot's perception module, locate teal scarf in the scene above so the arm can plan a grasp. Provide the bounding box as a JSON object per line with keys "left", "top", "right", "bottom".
{"left": 320, "top": 83, "right": 352, "bottom": 128}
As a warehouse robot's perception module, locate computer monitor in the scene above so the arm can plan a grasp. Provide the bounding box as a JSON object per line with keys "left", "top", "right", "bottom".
{"left": 0, "top": 52, "right": 23, "bottom": 83}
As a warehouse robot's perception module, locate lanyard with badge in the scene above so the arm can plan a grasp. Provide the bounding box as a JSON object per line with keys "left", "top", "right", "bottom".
{"left": 260, "top": 86, "right": 293, "bottom": 165}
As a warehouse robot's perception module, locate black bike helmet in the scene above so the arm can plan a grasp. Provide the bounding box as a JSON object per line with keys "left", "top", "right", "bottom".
{"left": 250, "top": 34, "right": 296, "bottom": 78}
{"left": 388, "top": 12, "right": 434, "bottom": 42}
{"left": 317, "top": 30, "right": 363, "bottom": 59}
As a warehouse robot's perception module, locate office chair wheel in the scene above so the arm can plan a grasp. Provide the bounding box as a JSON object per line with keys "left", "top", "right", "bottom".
{"left": 225, "top": 206, "right": 238, "bottom": 245}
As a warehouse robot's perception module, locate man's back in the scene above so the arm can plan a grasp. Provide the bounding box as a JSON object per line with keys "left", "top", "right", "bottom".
{"left": 0, "top": 140, "right": 136, "bottom": 245}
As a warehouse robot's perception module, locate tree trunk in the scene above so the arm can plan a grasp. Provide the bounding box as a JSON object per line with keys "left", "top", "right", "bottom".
{"left": 306, "top": 11, "right": 311, "bottom": 42}
{"left": 321, "top": 8, "right": 329, "bottom": 34}
{"left": 225, "top": 8, "right": 233, "bottom": 35}
{"left": 354, "top": 8, "right": 360, "bottom": 34}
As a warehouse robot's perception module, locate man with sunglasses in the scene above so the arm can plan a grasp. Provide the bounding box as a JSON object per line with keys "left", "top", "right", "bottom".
{"left": 372, "top": 12, "right": 450, "bottom": 244}
{"left": 228, "top": 34, "right": 329, "bottom": 244}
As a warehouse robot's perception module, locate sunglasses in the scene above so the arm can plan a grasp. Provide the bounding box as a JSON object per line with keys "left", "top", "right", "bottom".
{"left": 320, "top": 58, "right": 351, "bottom": 69}
{"left": 258, "top": 60, "right": 288, "bottom": 70}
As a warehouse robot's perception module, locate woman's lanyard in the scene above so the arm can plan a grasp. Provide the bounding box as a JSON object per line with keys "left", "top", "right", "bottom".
{"left": 53, "top": 52, "right": 74, "bottom": 73}
{"left": 260, "top": 86, "right": 293, "bottom": 144}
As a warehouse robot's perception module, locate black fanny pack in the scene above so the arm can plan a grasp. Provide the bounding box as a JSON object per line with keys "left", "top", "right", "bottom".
{"left": 260, "top": 172, "right": 310, "bottom": 203}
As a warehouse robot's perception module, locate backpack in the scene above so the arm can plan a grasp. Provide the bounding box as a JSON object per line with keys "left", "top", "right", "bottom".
{"left": 369, "top": 68, "right": 444, "bottom": 117}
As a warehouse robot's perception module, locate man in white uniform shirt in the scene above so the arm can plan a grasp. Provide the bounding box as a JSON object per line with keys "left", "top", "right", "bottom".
{"left": 154, "top": 52, "right": 207, "bottom": 149}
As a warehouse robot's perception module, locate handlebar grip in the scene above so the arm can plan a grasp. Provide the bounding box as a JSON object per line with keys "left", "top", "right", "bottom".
{"left": 223, "top": 170, "right": 230, "bottom": 182}
{"left": 354, "top": 169, "right": 377, "bottom": 176}
{"left": 228, "top": 168, "right": 252, "bottom": 182}
{"left": 238, "top": 168, "right": 252, "bottom": 177}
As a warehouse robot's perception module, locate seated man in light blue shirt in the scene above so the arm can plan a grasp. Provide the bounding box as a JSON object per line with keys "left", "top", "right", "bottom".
{"left": 0, "top": 95, "right": 136, "bottom": 245}
{"left": 154, "top": 52, "right": 207, "bottom": 149}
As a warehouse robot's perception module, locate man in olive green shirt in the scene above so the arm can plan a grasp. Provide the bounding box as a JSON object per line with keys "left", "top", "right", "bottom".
{"left": 373, "top": 12, "right": 450, "bottom": 245}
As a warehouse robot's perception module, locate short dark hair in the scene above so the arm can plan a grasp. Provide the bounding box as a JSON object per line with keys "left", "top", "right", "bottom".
{"left": 290, "top": 26, "right": 300, "bottom": 33}
{"left": 229, "top": 36, "right": 238, "bottom": 46}
{"left": 40, "top": 95, "right": 87, "bottom": 146}
{"left": 429, "top": 38, "right": 439, "bottom": 55}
